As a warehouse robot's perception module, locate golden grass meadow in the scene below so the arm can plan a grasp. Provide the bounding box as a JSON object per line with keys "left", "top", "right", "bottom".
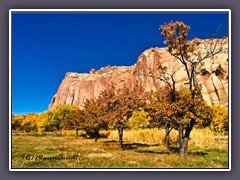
{"left": 11, "top": 128, "right": 228, "bottom": 169}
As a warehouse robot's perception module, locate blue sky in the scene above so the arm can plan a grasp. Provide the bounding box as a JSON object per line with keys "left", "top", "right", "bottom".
{"left": 11, "top": 11, "right": 229, "bottom": 114}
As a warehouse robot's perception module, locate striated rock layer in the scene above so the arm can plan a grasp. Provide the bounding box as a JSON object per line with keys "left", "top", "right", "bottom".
{"left": 49, "top": 38, "right": 229, "bottom": 110}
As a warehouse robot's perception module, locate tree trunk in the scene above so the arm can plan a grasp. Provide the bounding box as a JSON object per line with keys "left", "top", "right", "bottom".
{"left": 179, "top": 118, "right": 196, "bottom": 159}
{"left": 179, "top": 137, "right": 189, "bottom": 159}
{"left": 75, "top": 128, "right": 79, "bottom": 139}
{"left": 117, "top": 124, "right": 124, "bottom": 149}
{"left": 179, "top": 121, "right": 183, "bottom": 149}
{"left": 94, "top": 128, "right": 99, "bottom": 142}
{"left": 165, "top": 122, "right": 170, "bottom": 148}
{"left": 185, "top": 118, "right": 196, "bottom": 138}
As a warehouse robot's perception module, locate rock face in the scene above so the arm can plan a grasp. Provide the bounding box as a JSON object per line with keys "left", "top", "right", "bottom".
{"left": 49, "top": 38, "right": 228, "bottom": 110}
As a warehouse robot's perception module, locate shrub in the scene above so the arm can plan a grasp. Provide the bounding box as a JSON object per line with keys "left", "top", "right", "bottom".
{"left": 210, "top": 105, "right": 228, "bottom": 132}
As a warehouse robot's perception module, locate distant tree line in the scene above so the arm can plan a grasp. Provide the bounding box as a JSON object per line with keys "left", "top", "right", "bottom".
{"left": 12, "top": 86, "right": 228, "bottom": 143}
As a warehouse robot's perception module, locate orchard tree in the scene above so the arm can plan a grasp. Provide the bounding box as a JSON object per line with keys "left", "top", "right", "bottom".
{"left": 99, "top": 87, "right": 128, "bottom": 148}
{"left": 63, "top": 97, "right": 109, "bottom": 141}
{"left": 62, "top": 109, "right": 84, "bottom": 139}
{"left": 172, "top": 88, "right": 214, "bottom": 154}
{"left": 160, "top": 21, "right": 225, "bottom": 99}
{"left": 100, "top": 85, "right": 146, "bottom": 148}
{"left": 160, "top": 20, "right": 226, "bottom": 158}
{"left": 147, "top": 56, "right": 182, "bottom": 148}
{"left": 81, "top": 98, "right": 108, "bottom": 142}
{"left": 51, "top": 104, "right": 79, "bottom": 130}
{"left": 145, "top": 89, "right": 177, "bottom": 148}
{"left": 115, "top": 85, "right": 147, "bottom": 148}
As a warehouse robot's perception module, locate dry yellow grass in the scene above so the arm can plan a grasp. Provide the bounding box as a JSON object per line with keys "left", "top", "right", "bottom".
{"left": 108, "top": 128, "right": 228, "bottom": 149}
{"left": 12, "top": 133, "right": 228, "bottom": 168}
{"left": 17, "top": 128, "right": 227, "bottom": 149}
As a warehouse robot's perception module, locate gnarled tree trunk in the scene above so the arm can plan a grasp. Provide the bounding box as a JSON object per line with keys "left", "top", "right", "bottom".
{"left": 179, "top": 121, "right": 184, "bottom": 150}
{"left": 117, "top": 124, "right": 124, "bottom": 149}
{"left": 165, "top": 122, "right": 170, "bottom": 148}
{"left": 94, "top": 128, "right": 99, "bottom": 142}
{"left": 75, "top": 128, "right": 79, "bottom": 139}
{"left": 179, "top": 118, "right": 196, "bottom": 159}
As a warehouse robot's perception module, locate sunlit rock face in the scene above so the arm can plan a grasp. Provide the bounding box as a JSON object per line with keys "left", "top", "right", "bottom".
{"left": 49, "top": 38, "right": 228, "bottom": 110}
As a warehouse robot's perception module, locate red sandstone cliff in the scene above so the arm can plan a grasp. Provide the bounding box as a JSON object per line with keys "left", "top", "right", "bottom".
{"left": 49, "top": 38, "right": 228, "bottom": 110}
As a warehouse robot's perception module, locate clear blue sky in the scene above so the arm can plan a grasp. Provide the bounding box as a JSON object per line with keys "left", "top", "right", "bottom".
{"left": 11, "top": 11, "right": 229, "bottom": 115}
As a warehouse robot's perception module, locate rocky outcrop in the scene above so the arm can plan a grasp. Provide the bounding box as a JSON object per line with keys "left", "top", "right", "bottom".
{"left": 49, "top": 38, "right": 228, "bottom": 110}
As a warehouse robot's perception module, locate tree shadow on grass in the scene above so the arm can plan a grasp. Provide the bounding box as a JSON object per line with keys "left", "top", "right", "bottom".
{"left": 103, "top": 141, "right": 159, "bottom": 150}
{"left": 122, "top": 143, "right": 159, "bottom": 150}
{"left": 136, "top": 146, "right": 208, "bottom": 156}
{"left": 137, "top": 150, "right": 170, "bottom": 154}
{"left": 103, "top": 140, "right": 118, "bottom": 143}
{"left": 188, "top": 151, "right": 208, "bottom": 156}
{"left": 103, "top": 141, "right": 208, "bottom": 156}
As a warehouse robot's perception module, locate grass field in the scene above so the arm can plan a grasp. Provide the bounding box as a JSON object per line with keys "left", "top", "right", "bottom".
{"left": 11, "top": 128, "right": 229, "bottom": 169}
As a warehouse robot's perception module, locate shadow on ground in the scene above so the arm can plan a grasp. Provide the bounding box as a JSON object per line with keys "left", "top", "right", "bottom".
{"left": 137, "top": 147, "right": 208, "bottom": 156}
{"left": 103, "top": 141, "right": 208, "bottom": 156}
{"left": 103, "top": 140, "right": 159, "bottom": 150}
{"left": 104, "top": 140, "right": 118, "bottom": 143}
{"left": 122, "top": 143, "right": 159, "bottom": 150}
{"left": 188, "top": 152, "right": 208, "bottom": 156}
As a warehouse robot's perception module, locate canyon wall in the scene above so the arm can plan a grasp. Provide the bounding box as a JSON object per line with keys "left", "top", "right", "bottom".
{"left": 49, "top": 38, "right": 228, "bottom": 110}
